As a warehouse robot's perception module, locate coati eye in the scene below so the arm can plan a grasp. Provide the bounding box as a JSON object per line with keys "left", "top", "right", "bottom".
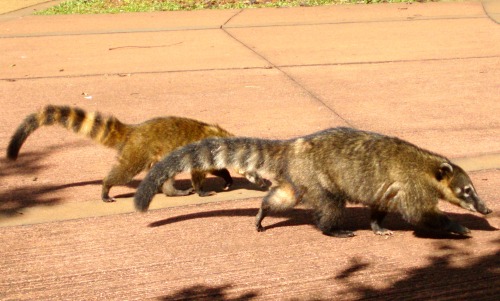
{"left": 463, "top": 187, "right": 472, "bottom": 196}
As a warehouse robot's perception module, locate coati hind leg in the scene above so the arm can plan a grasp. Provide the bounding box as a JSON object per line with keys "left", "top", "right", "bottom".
{"left": 161, "top": 178, "right": 194, "bottom": 196}
{"left": 370, "top": 208, "right": 393, "bottom": 236}
{"left": 255, "top": 181, "right": 305, "bottom": 232}
{"left": 312, "top": 191, "right": 354, "bottom": 238}
{"left": 191, "top": 170, "right": 216, "bottom": 197}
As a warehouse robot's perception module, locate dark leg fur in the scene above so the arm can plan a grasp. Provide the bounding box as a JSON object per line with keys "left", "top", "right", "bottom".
{"left": 420, "top": 211, "right": 471, "bottom": 235}
{"left": 161, "top": 178, "right": 194, "bottom": 196}
{"left": 209, "top": 169, "right": 233, "bottom": 190}
{"left": 255, "top": 183, "right": 304, "bottom": 232}
{"left": 255, "top": 187, "right": 275, "bottom": 232}
{"left": 310, "top": 190, "right": 354, "bottom": 238}
{"left": 245, "top": 171, "right": 269, "bottom": 189}
{"left": 102, "top": 163, "right": 144, "bottom": 202}
{"left": 314, "top": 207, "right": 354, "bottom": 238}
{"left": 191, "top": 171, "right": 216, "bottom": 197}
{"left": 370, "top": 208, "right": 393, "bottom": 236}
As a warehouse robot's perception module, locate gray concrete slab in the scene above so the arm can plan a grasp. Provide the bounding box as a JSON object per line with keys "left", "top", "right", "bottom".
{"left": 0, "top": 68, "right": 345, "bottom": 222}
{"left": 1, "top": 29, "right": 270, "bottom": 79}
{"left": 282, "top": 57, "right": 500, "bottom": 157}
{"left": 0, "top": 9, "right": 241, "bottom": 36}
{"left": 226, "top": 1, "right": 487, "bottom": 27}
{"left": 0, "top": 2, "right": 499, "bottom": 300}
{"left": 226, "top": 17, "right": 499, "bottom": 67}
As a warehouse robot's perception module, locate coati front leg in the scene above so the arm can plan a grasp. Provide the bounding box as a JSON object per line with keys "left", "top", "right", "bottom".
{"left": 103, "top": 162, "right": 145, "bottom": 202}
{"left": 244, "top": 171, "right": 269, "bottom": 189}
{"left": 419, "top": 210, "right": 471, "bottom": 236}
{"left": 255, "top": 181, "right": 305, "bottom": 232}
{"left": 370, "top": 208, "right": 393, "bottom": 236}
{"left": 209, "top": 169, "right": 233, "bottom": 190}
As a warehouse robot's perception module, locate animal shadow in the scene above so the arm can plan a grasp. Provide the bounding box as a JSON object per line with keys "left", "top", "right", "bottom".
{"left": 149, "top": 205, "right": 497, "bottom": 237}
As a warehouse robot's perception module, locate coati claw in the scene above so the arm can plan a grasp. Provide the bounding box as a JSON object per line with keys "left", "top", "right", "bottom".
{"left": 102, "top": 197, "right": 116, "bottom": 203}
{"left": 375, "top": 229, "right": 393, "bottom": 236}
{"left": 325, "top": 230, "right": 355, "bottom": 238}
{"left": 164, "top": 188, "right": 194, "bottom": 197}
{"left": 198, "top": 190, "right": 217, "bottom": 197}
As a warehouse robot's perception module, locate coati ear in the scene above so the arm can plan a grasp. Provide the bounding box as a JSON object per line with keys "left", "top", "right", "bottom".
{"left": 436, "top": 162, "right": 454, "bottom": 181}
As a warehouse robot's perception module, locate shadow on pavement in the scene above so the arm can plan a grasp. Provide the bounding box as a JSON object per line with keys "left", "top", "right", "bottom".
{"left": 1, "top": 147, "right": 61, "bottom": 216}
{"left": 335, "top": 239, "right": 500, "bottom": 300}
{"left": 158, "top": 284, "right": 258, "bottom": 301}
{"left": 149, "top": 206, "right": 497, "bottom": 235}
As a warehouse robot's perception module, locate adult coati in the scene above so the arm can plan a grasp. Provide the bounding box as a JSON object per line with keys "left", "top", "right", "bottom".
{"left": 7, "top": 105, "right": 263, "bottom": 202}
{"left": 134, "top": 127, "right": 492, "bottom": 237}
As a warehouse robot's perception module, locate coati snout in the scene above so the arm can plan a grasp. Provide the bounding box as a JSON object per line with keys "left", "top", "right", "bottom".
{"left": 439, "top": 162, "right": 492, "bottom": 215}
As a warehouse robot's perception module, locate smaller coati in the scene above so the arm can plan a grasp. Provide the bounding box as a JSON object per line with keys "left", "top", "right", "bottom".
{"left": 7, "top": 105, "right": 263, "bottom": 202}
{"left": 134, "top": 127, "right": 492, "bottom": 237}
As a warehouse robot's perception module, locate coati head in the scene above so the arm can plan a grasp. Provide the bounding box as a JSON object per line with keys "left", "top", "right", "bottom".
{"left": 438, "top": 162, "right": 492, "bottom": 215}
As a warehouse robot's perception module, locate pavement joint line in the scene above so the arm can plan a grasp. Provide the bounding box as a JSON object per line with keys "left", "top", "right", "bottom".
{"left": 0, "top": 26, "right": 222, "bottom": 39}
{"left": 221, "top": 9, "right": 244, "bottom": 28}
{"left": 223, "top": 15, "right": 489, "bottom": 29}
{"left": 482, "top": 1, "right": 500, "bottom": 25}
{"left": 221, "top": 26, "right": 355, "bottom": 127}
{"left": 0, "top": 14, "right": 489, "bottom": 39}
{"left": 2, "top": 55, "right": 498, "bottom": 83}
{"left": 0, "top": 66, "right": 274, "bottom": 82}
{"left": 278, "top": 55, "right": 500, "bottom": 69}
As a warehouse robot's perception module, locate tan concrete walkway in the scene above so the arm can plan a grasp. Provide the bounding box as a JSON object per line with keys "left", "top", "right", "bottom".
{"left": 0, "top": 1, "right": 498, "bottom": 300}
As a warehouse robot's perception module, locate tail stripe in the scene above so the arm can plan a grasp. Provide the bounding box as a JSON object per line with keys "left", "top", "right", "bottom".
{"left": 212, "top": 142, "right": 228, "bottom": 170}
{"left": 43, "top": 105, "right": 57, "bottom": 125}
{"left": 100, "top": 118, "right": 114, "bottom": 143}
{"left": 70, "top": 107, "right": 86, "bottom": 132}
{"left": 90, "top": 113, "right": 104, "bottom": 139}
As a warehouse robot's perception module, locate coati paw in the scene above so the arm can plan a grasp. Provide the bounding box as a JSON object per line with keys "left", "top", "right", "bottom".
{"left": 102, "top": 197, "right": 116, "bottom": 203}
{"left": 446, "top": 221, "right": 471, "bottom": 236}
{"left": 198, "top": 190, "right": 217, "bottom": 197}
{"left": 164, "top": 188, "right": 194, "bottom": 197}
{"left": 375, "top": 229, "right": 393, "bottom": 236}
{"left": 222, "top": 181, "right": 233, "bottom": 191}
{"left": 324, "top": 230, "right": 355, "bottom": 238}
{"left": 256, "top": 225, "right": 265, "bottom": 232}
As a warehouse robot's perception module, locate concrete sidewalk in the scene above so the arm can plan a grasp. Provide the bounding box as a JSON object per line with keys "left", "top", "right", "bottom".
{"left": 0, "top": 2, "right": 499, "bottom": 300}
{"left": 1, "top": 0, "right": 499, "bottom": 225}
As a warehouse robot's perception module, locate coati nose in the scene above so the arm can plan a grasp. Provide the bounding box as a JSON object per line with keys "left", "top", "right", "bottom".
{"left": 478, "top": 207, "right": 493, "bottom": 215}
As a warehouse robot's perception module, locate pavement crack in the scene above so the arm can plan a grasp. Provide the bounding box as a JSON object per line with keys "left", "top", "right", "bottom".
{"left": 108, "top": 42, "right": 183, "bottom": 51}
{"left": 220, "top": 27, "right": 355, "bottom": 128}
{"left": 222, "top": 9, "right": 245, "bottom": 28}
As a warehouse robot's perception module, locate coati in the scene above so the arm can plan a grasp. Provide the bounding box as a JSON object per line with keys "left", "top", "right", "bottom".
{"left": 134, "top": 127, "right": 492, "bottom": 237}
{"left": 7, "top": 105, "right": 264, "bottom": 202}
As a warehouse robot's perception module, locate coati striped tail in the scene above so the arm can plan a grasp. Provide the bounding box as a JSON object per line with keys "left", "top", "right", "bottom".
{"left": 7, "top": 105, "right": 129, "bottom": 160}
{"left": 7, "top": 113, "right": 39, "bottom": 160}
{"left": 134, "top": 137, "right": 287, "bottom": 212}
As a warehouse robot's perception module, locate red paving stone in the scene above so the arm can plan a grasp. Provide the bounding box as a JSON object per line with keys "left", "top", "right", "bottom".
{"left": 0, "top": 1, "right": 499, "bottom": 300}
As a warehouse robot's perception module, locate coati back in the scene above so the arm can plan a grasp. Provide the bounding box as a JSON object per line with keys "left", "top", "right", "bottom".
{"left": 134, "top": 127, "right": 492, "bottom": 237}
{"left": 7, "top": 105, "right": 262, "bottom": 202}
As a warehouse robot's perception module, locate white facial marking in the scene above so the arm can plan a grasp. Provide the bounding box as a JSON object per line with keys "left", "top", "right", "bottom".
{"left": 463, "top": 185, "right": 472, "bottom": 197}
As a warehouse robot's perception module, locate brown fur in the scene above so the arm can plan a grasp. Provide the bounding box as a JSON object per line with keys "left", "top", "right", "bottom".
{"left": 134, "top": 127, "right": 492, "bottom": 237}
{"left": 7, "top": 105, "right": 254, "bottom": 202}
